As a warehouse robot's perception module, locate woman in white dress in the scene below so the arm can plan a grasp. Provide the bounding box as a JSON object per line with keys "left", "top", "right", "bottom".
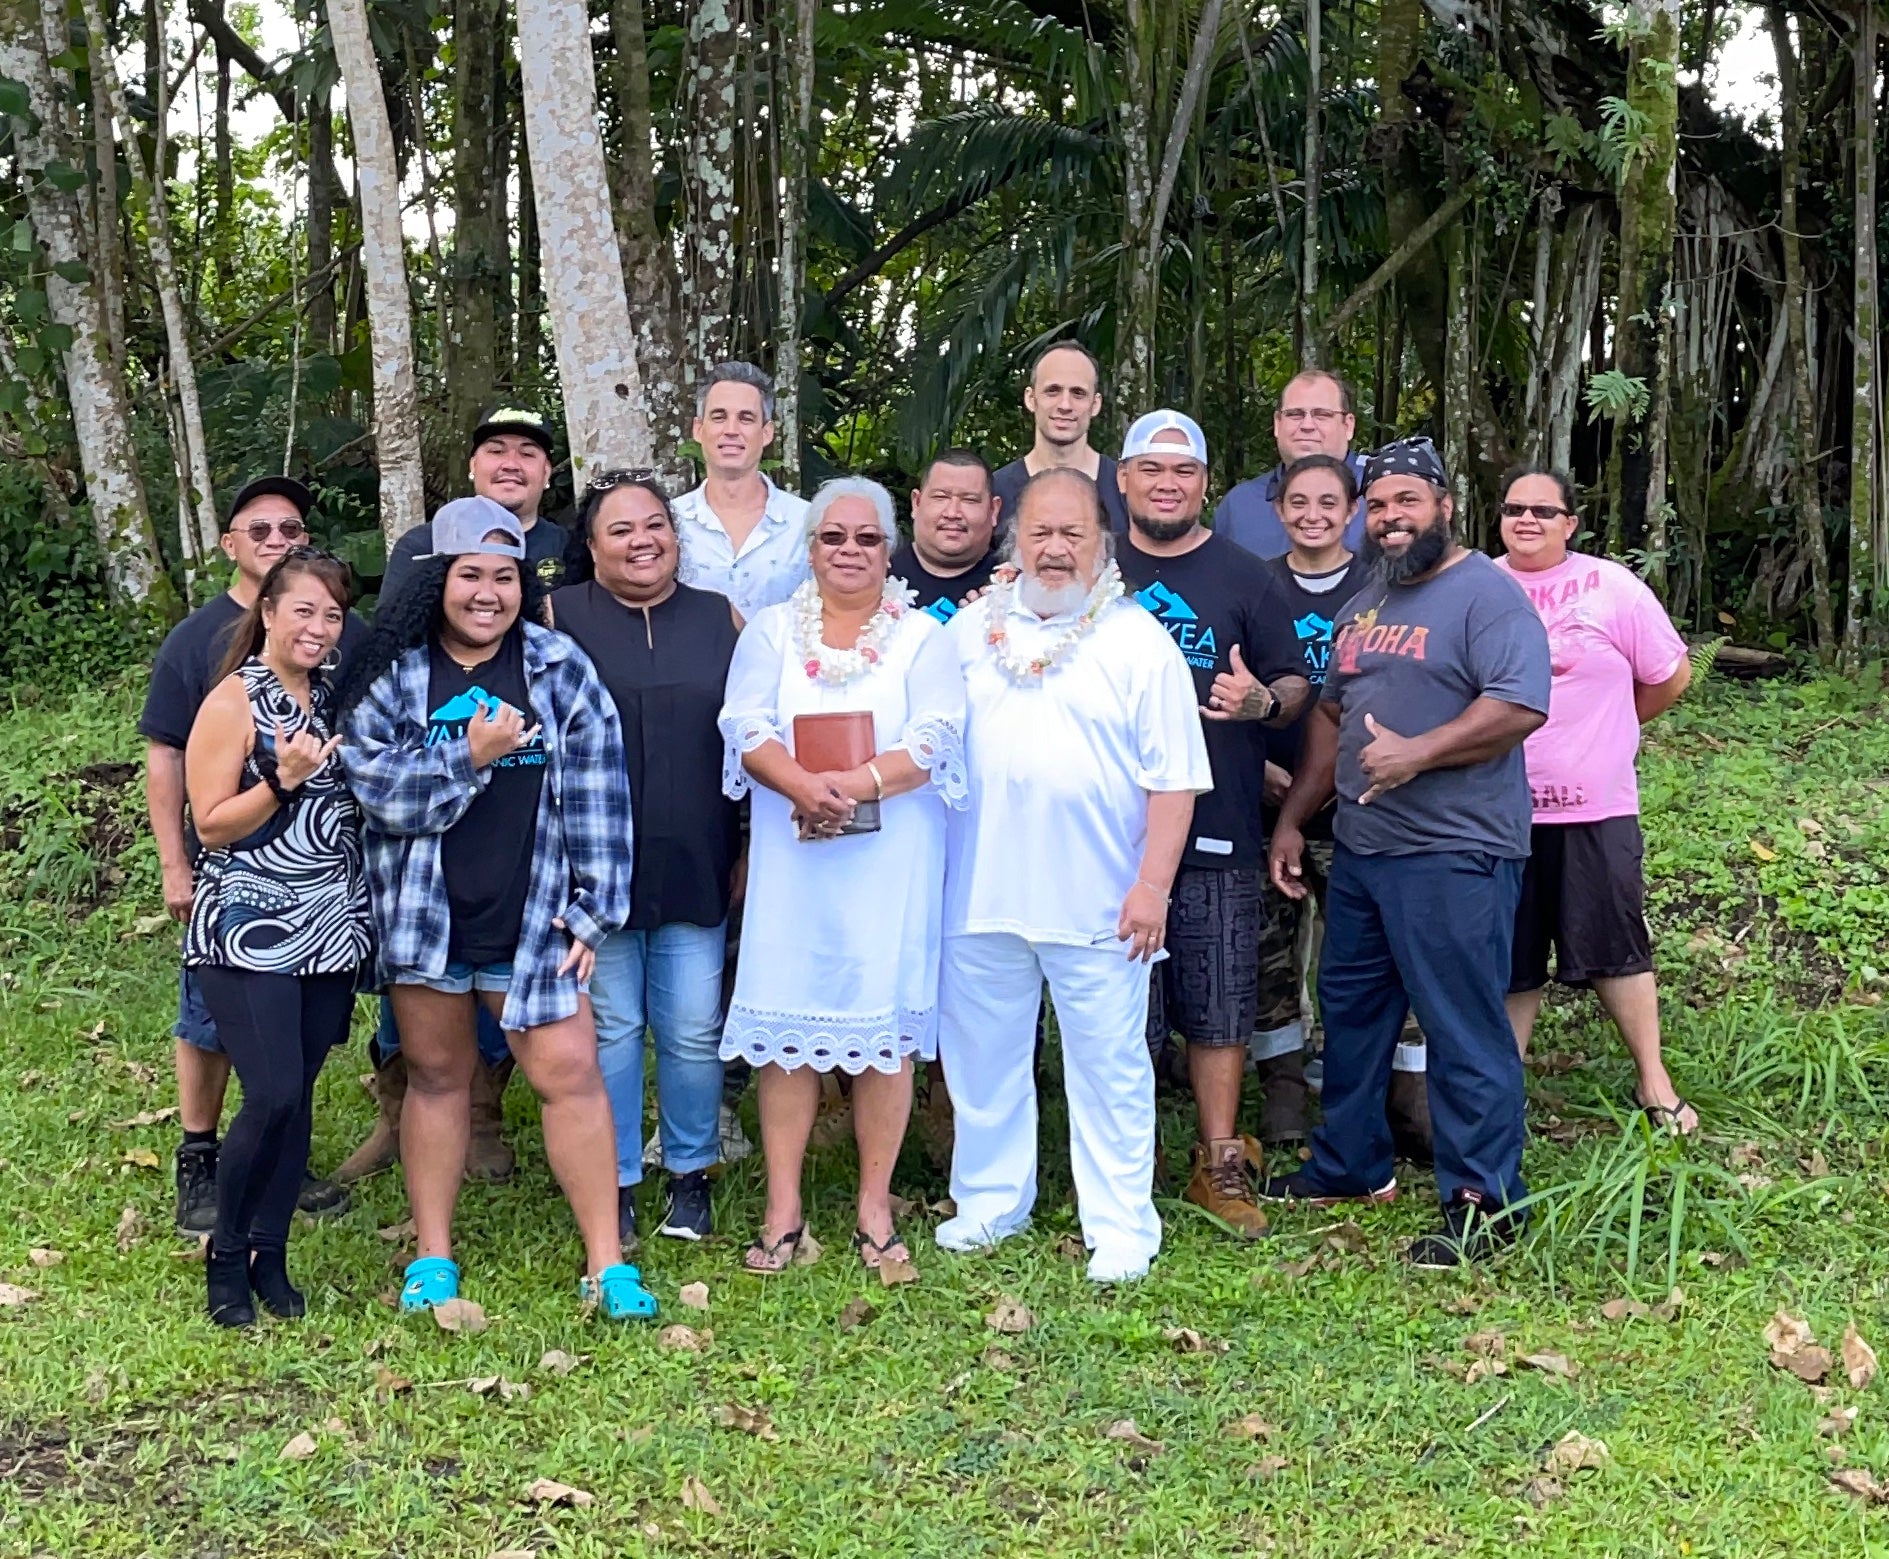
{"left": 719, "top": 477, "right": 968, "bottom": 1273}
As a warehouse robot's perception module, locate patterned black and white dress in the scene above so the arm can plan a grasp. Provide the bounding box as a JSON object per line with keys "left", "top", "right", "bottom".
{"left": 185, "top": 660, "right": 373, "bottom": 977}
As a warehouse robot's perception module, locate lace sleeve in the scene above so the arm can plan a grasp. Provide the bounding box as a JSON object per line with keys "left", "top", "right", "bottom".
{"left": 719, "top": 715, "right": 783, "bottom": 801}
{"left": 897, "top": 715, "right": 968, "bottom": 810}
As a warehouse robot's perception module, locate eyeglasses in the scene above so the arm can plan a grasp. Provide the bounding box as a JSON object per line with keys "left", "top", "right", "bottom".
{"left": 1500, "top": 502, "right": 1571, "bottom": 521}
{"left": 1279, "top": 407, "right": 1346, "bottom": 424}
{"left": 586, "top": 467, "right": 660, "bottom": 492}
{"left": 813, "top": 529, "right": 889, "bottom": 550}
{"left": 231, "top": 517, "right": 307, "bottom": 543}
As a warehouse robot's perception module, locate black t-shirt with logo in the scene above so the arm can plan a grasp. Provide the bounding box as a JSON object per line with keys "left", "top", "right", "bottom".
{"left": 1117, "top": 531, "right": 1301, "bottom": 871}
{"left": 1261, "top": 552, "right": 1374, "bottom": 839}
{"left": 890, "top": 543, "right": 1000, "bottom": 626}
{"left": 427, "top": 627, "right": 547, "bottom": 964}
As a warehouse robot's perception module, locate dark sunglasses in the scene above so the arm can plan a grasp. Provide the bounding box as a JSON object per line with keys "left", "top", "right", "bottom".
{"left": 231, "top": 517, "right": 307, "bottom": 544}
{"left": 1499, "top": 502, "right": 1571, "bottom": 522}
{"left": 587, "top": 467, "right": 661, "bottom": 492}
{"left": 814, "top": 528, "right": 889, "bottom": 550}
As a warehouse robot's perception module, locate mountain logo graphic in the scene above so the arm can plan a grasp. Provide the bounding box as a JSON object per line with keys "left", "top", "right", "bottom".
{"left": 1294, "top": 612, "right": 1334, "bottom": 642}
{"left": 1134, "top": 581, "right": 1197, "bottom": 622}
{"left": 429, "top": 686, "right": 508, "bottom": 726}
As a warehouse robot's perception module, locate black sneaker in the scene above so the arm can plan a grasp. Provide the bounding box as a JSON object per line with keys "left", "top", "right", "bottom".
{"left": 1257, "top": 1168, "right": 1398, "bottom": 1207}
{"left": 617, "top": 1186, "right": 640, "bottom": 1253}
{"left": 1405, "top": 1195, "right": 1521, "bottom": 1269}
{"left": 296, "top": 1174, "right": 350, "bottom": 1219}
{"left": 659, "top": 1169, "right": 713, "bottom": 1241}
{"left": 175, "top": 1141, "right": 218, "bottom": 1236}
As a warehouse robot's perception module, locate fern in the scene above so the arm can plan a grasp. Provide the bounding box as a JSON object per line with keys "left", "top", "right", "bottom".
{"left": 1688, "top": 635, "right": 1727, "bottom": 689}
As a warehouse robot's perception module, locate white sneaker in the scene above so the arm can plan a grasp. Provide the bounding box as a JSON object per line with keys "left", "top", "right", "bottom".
{"left": 641, "top": 1130, "right": 663, "bottom": 1170}
{"left": 1086, "top": 1248, "right": 1152, "bottom": 1284}
{"left": 718, "top": 1102, "right": 753, "bottom": 1164}
{"left": 935, "top": 1214, "right": 1027, "bottom": 1254}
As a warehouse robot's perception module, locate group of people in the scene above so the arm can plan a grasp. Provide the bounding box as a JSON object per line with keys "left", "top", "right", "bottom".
{"left": 143, "top": 344, "right": 1694, "bottom": 1326}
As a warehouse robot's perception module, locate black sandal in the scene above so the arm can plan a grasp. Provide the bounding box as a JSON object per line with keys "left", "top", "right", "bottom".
{"left": 744, "top": 1225, "right": 803, "bottom": 1274}
{"left": 1629, "top": 1092, "right": 1699, "bottom": 1136}
{"left": 852, "top": 1227, "right": 909, "bottom": 1270}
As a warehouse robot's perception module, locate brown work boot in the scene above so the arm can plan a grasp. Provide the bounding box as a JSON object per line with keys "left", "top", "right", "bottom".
{"left": 465, "top": 1057, "right": 516, "bottom": 1183}
{"left": 1253, "top": 1050, "right": 1310, "bottom": 1144}
{"left": 1185, "top": 1137, "right": 1270, "bottom": 1239}
{"left": 333, "top": 1055, "right": 406, "bottom": 1184}
{"left": 1387, "top": 1066, "right": 1434, "bottom": 1166}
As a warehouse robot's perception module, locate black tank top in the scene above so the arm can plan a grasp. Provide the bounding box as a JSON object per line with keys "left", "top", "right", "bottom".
{"left": 551, "top": 580, "right": 742, "bottom": 930}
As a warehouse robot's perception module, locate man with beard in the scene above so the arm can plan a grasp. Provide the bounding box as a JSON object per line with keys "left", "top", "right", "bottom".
{"left": 1213, "top": 369, "right": 1367, "bottom": 561}
{"left": 891, "top": 448, "right": 1004, "bottom": 622}
{"left": 989, "top": 343, "right": 1130, "bottom": 534}
{"left": 1112, "top": 411, "right": 1307, "bottom": 1238}
{"left": 1264, "top": 437, "right": 1550, "bottom": 1269}
{"left": 937, "top": 468, "right": 1210, "bottom": 1283}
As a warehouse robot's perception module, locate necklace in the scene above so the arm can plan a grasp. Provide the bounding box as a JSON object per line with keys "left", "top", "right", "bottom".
{"left": 793, "top": 576, "right": 913, "bottom": 686}
{"left": 983, "top": 563, "right": 1123, "bottom": 683}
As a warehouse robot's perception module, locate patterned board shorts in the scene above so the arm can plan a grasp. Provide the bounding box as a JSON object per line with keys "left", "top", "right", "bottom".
{"left": 1253, "top": 836, "right": 1336, "bottom": 1034}
{"left": 1145, "top": 865, "right": 1266, "bottom": 1049}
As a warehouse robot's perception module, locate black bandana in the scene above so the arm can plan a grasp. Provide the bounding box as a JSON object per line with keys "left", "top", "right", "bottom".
{"left": 1362, "top": 435, "right": 1447, "bottom": 492}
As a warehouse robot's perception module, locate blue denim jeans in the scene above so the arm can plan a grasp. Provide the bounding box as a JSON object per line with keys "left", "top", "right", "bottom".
{"left": 175, "top": 967, "right": 224, "bottom": 1053}
{"left": 372, "top": 992, "right": 512, "bottom": 1069}
{"left": 591, "top": 922, "right": 727, "bottom": 1185}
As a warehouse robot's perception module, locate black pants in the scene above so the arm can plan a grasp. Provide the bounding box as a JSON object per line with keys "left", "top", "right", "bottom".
{"left": 194, "top": 968, "right": 354, "bottom": 1254}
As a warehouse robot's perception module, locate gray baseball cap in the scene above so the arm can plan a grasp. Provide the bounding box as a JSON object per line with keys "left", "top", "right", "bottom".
{"left": 419, "top": 496, "right": 526, "bottom": 560}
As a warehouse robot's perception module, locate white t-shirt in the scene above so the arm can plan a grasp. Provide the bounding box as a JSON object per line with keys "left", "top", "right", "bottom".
{"left": 673, "top": 474, "right": 811, "bottom": 621}
{"left": 943, "top": 590, "right": 1213, "bottom": 947}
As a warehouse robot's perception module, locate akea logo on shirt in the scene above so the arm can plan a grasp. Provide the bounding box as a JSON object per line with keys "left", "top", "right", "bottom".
{"left": 427, "top": 687, "right": 546, "bottom": 769}
{"left": 1134, "top": 581, "right": 1218, "bottom": 670}
{"left": 1293, "top": 611, "right": 1336, "bottom": 681}
{"left": 923, "top": 596, "right": 960, "bottom": 625}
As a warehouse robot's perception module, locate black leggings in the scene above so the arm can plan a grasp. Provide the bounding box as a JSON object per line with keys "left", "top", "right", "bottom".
{"left": 194, "top": 968, "right": 355, "bottom": 1254}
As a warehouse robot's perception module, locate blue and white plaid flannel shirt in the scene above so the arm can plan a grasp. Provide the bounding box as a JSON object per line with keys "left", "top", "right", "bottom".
{"left": 340, "top": 621, "right": 632, "bottom": 1033}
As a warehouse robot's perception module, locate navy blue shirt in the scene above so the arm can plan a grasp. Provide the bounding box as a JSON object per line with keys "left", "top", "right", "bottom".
{"left": 1213, "top": 453, "right": 1368, "bottom": 561}
{"left": 890, "top": 543, "right": 999, "bottom": 626}
{"left": 992, "top": 455, "right": 1129, "bottom": 535}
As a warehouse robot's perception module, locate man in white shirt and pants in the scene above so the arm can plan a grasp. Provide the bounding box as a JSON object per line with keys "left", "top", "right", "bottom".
{"left": 673, "top": 361, "right": 812, "bottom": 619}
{"left": 938, "top": 467, "right": 1212, "bottom": 1283}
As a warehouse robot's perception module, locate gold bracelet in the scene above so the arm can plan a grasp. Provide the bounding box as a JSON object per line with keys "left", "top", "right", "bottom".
{"left": 866, "top": 760, "right": 885, "bottom": 801}
{"left": 1137, "top": 878, "right": 1170, "bottom": 903}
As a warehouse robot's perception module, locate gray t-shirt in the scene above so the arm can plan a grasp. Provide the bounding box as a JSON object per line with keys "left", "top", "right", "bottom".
{"left": 1321, "top": 551, "right": 1550, "bottom": 858}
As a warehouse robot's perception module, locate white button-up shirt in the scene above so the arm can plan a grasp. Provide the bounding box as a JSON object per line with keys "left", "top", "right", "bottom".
{"left": 943, "top": 590, "right": 1212, "bottom": 947}
{"left": 673, "top": 473, "right": 811, "bottom": 620}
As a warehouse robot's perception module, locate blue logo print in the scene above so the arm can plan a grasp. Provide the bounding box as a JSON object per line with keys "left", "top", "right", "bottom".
{"left": 1292, "top": 612, "right": 1337, "bottom": 682}
{"left": 923, "top": 596, "right": 960, "bottom": 625}
{"left": 1135, "top": 581, "right": 1197, "bottom": 621}
{"left": 427, "top": 685, "right": 545, "bottom": 768}
{"left": 1294, "top": 611, "right": 1333, "bottom": 642}
{"left": 1133, "top": 581, "right": 1217, "bottom": 669}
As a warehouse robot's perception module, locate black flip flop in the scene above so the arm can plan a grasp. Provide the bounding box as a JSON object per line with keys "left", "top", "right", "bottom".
{"left": 743, "top": 1224, "right": 804, "bottom": 1274}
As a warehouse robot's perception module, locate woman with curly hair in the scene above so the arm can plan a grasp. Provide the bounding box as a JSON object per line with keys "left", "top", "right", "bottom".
{"left": 336, "top": 497, "right": 656, "bottom": 1320}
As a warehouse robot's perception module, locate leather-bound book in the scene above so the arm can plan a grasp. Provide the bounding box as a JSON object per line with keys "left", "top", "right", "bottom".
{"left": 791, "top": 711, "right": 881, "bottom": 835}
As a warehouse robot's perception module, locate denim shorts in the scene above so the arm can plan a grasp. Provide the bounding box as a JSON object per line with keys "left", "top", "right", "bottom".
{"left": 393, "top": 960, "right": 515, "bottom": 998}
{"left": 174, "top": 967, "right": 224, "bottom": 1054}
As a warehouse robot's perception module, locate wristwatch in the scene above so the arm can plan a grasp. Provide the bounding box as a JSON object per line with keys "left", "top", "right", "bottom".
{"left": 1255, "top": 684, "right": 1280, "bottom": 722}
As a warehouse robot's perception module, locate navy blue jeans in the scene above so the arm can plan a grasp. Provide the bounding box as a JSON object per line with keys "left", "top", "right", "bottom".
{"left": 1307, "top": 843, "right": 1527, "bottom": 1208}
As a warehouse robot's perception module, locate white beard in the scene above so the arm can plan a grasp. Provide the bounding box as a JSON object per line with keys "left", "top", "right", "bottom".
{"left": 1018, "top": 570, "right": 1092, "bottom": 618}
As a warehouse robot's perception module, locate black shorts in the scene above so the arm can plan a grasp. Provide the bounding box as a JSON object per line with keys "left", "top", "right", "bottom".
{"left": 1147, "top": 866, "right": 1265, "bottom": 1048}
{"left": 1508, "top": 817, "right": 1653, "bottom": 992}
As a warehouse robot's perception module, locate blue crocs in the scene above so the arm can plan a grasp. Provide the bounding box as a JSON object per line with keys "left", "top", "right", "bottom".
{"left": 400, "top": 1256, "right": 460, "bottom": 1312}
{"left": 583, "top": 1263, "right": 658, "bottom": 1320}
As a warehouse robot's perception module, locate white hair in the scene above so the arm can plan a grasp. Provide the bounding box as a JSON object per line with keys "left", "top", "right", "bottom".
{"left": 803, "top": 477, "right": 897, "bottom": 547}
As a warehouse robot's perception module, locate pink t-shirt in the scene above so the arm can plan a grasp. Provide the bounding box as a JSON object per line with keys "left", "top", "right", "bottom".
{"left": 1493, "top": 553, "right": 1686, "bottom": 824}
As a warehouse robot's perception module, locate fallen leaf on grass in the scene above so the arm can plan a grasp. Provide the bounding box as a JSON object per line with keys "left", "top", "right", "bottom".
{"left": 432, "top": 1297, "right": 489, "bottom": 1334}
{"left": 27, "top": 1248, "right": 63, "bottom": 1268}
{"left": 168, "top": 1236, "right": 208, "bottom": 1263}
{"left": 678, "top": 1281, "right": 710, "bottom": 1311}
{"left": 792, "top": 1231, "right": 823, "bottom": 1267}
{"left": 1728, "top": 1142, "right": 1766, "bottom": 1170}
{"left": 1650, "top": 1287, "right": 1685, "bottom": 1322}
{"left": 1247, "top": 1455, "right": 1289, "bottom": 1480}
{"left": 374, "top": 1367, "right": 412, "bottom": 1397}
{"left": 1800, "top": 1149, "right": 1831, "bottom": 1178}
{"left": 1767, "top": 1309, "right": 1831, "bottom": 1382}
{"left": 714, "top": 1403, "right": 779, "bottom": 1441}
{"left": 115, "top": 1205, "right": 143, "bottom": 1252}
{"left": 121, "top": 1148, "right": 160, "bottom": 1169}
{"left": 1544, "top": 1431, "right": 1611, "bottom": 1475}
{"left": 1322, "top": 1222, "right": 1369, "bottom": 1255}
{"left": 986, "top": 1299, "right": 1034, "bottom": 1334}
{"left": 1463, "top": 1329, "right": 1507, "bottom": 1359}
{"left": 982, "top": 1347, "right": 1016, "bottom": 1371}
{"left": 1052, "top": 1234, "right": 1087, "bottom": 1262}
{"left": 927, "top": 1197, "right": 956, "bottom": 1218}
{"left": 1844, "top": 1324, "right": 1878, "bottom": 1390}
{"left": 488, "top": 1550, "right": 537, "bottom": 1559}
{"left": 378, "top": 1219, "right": 417, "bottom": 1243}
{"left": 469, "top": 1376, "right": 531, "bottom": 1402}
{"left": 1163, "top": 1326, "right": 1227, "bottom": 1355}
{"left": 1518, "top": 1352, "right": 1579, "bottom": 1379}
{"left": 0, "top": 1283, "right": 39, "bottom": 1307}
{"left": 524, "top": 1478, "right": 594, "bottom": 1508}
{"left": 878, "top": 1256, "right": 920, "bottom": 1287}
{"left": 1520, "top": 1475, "right": 1565, "bottom": 1508}
{"left": 110, "top": 1107, "right": 178, "bottom": 1129}
{"left": 278, "top": 1432, "right": 318, "bottom": 1461}
{"left": 1465, "top": 1358, "right": 1509, "bottom": 1386}
{"left": 539, "top": 1349, "right": 589, "bottom": 1376}
{"left": 837, "top": 1298, "right": 877, "bottom": 1331}
{"left": 1821, "top": 1407, "right": 1859, "bottom": 1438}
{"left": 1830, "top": 1467, "right": 1889, "bottom": 1503}
{"left": 659, "top": 1324, "right": 712, "bottom": 1352}
{"left": 1103, "top": 1418, "right": 1165, "bottom": 1455}
{"left": 680, "top": 1475, "right": 723, "bottom": 1515}
{"left": 886, "top": 1193, "right": 916, "bottom": 1220}
{"left": 1229, "top": 1413, "right": 1278, "bottom": 1440}
{"left": 1749, "top": 838, "right": 1778, "bottom": 862}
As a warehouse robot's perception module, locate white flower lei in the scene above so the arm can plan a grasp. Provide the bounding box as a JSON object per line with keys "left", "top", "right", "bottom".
{"left": 983, "top": 562, "right": 1124, "bottom": 683}
{"left": 793, "top": 575, "right": 914, "bottom": 686}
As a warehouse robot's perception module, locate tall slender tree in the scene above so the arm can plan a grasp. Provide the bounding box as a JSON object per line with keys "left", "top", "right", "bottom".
{"left": 773, "top": 0, "right": 816, "bottom": 492}
{"left": 1844, "top": 0, "right": 1878, "bottom": 660}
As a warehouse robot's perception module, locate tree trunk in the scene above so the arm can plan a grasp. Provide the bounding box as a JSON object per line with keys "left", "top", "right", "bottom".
{"left": 1767, "top": 5, "right": 1838, "bottom": 654}
{"left": 515, "top": 127, "right": 543, "bottom": 387}
{"left": 0, "top": 0, "right": 169, "bottom": 605}
{"left": 85, "top": 0, "right": 220, "bottom": 565}
{"left": 773, "top": 0, "right": 815, "bottom": 493}
{"left": 515, "top": 0, "right": 653, "bottom": 473}
{"left": 682, "top": 0, "right": 740, "bottom": 384}
{"left": 1372, "top": 0, "right": 1447, "bottom": 408}
{"left": 307, "top": 96, "right": 337, "bottom": 359}
{"left": 1112, "top": 0, "right": 1157, "bottom": 414}
{"left": 1605, "top": 0, "right": 1680, "bottom": 580}
{"left": 1442, "top": 219, "right": 1474, "bottom": 536}
{"left": 446, "top": 0, "right": 504, "bottom": 455}
{"left": 1845, "top": 0, "right": 1879, "bottom": 661}
{"left": 329, "top": 0, "right": 427, "bottom": 545}
{"left": 1298, "top": 0, "right": 1321, "bottom": 363}
{"left": 88, "top": 15, "right": 125, "bottom": 373}
{"left": 212, "top": 17, "right": 232, "bottom": 283}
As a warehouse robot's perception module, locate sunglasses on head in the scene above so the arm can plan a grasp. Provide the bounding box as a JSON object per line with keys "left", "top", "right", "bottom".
{"left": 814, "top": 528, "right": 888, "bottom": 550}
{"left": 1499, "top": 502, "right": 1570, "bottom": 521}
{"left": 231, "top": 517, "right": 307, "bottom": 544}
{"left": 586, "top": 467, "right": 660, "bottom": 493}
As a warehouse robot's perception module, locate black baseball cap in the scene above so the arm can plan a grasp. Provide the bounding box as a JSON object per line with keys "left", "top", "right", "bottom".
{"left": 470, "top": 402, "right": 556, "bottom": 457}
{"left": 226, "top": 474, "right": 313, "bottom": 526}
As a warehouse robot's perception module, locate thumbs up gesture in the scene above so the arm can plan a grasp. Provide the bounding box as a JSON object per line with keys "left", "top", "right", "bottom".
{"left": 1203, "top": 643, "right": 1271, "bottom": 722}
{"left": 1357, "top": 712, "right": 1422, "bottom": 803}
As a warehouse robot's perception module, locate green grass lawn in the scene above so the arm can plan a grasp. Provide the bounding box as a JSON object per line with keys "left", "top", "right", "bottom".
{"left": 3, "top": 672, "right": 1889, "bottom": 1557}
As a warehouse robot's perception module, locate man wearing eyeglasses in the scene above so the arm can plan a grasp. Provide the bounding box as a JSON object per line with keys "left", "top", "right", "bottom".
{"left": 140, "top": 475, "right": 365, "bottom": 1236}
{"left": 1213, "top": 370, "right": 1367, "bottom": 561}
